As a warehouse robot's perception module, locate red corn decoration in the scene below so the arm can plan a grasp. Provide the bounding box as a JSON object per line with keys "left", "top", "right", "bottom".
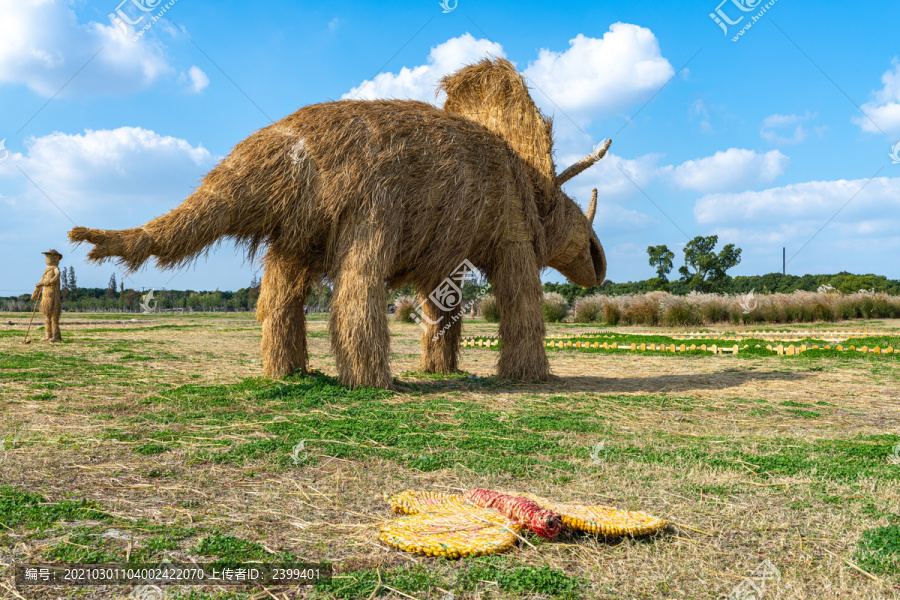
{"left": 464, "top": 489, "right": 563, "bottom": 539}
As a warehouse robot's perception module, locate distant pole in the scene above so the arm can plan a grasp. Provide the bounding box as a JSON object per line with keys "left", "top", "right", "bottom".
{"left": 782, "top": 247, "right": 785, "bottom": 275}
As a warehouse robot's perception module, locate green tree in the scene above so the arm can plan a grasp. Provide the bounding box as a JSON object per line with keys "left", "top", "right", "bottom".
{"left": 678, "top": 235, "right": 742, "bottom": 292}
{"left": 232, "top": 288, "right": 249, "bottom": 310}
{"left": 105, "top": 273, "right": 117, "bottom": 299}
{"left": 647, "top": 244, "right": 675, "bottom": 290}
{"left": 186, "top": 292, "right": 202, "bottom": 309}
{"left": 309, "top": 281, "right": 332, "bottom": 311}
{"left": 68, "top": 266, "right": 77, "bottom": 296}
{"left": 60, "top": 268, "right": 69, "bottom": 301}
{"left": 248, "top": 273, "right": 261, "bottom": 307}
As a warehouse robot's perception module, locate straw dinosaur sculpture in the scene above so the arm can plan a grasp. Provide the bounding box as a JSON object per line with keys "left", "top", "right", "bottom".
{"left": 69, "top": 58, "right": 610, "bottom": 389}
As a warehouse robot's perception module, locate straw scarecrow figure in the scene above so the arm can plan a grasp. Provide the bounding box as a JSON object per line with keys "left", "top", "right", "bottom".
{"left": 69, "top": 58, "right": 609, "bottom": 389}
{"left": 32, "top": 249, "right": 63, "bottom": 342}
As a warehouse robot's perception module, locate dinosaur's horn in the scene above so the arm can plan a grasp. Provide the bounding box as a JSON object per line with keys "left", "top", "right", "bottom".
{"left": 586, "top": 188, "right": 597, "bottom": 224}
{"left": 556, "top": 139, "right": 611, "bottom": 186}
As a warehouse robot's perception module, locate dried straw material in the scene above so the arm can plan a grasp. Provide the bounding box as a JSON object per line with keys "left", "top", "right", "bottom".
{"left": 556, "top": 139, "right": 611, "bottom": 186}
{"left": 33, "top": 251, "right": 63, "bottom": 342}
{"left": 515, "top": 492, "right": 667, "bottom": 537}
{"left": 256, "top": 247, "right": 313, "bottom": 377}
{"left": 378, "top": 511, "right": 519, "bottom": 558}
{"left": 439, "top": 58, "right": 557, "bottom": 204}
{"left": 464, "top": 488, "right": 563, "bottom": 538}
{"left": 69, "top": 58, "right": 610, "bottom": 388}
{"left": 385, "top": 490, "right": 467, "bottom": 515}
{"left": 384, "top": 489, "right": 666, "bottom": 551}
{"left": 418, "top": 287, "right": 464, "bottom": 375}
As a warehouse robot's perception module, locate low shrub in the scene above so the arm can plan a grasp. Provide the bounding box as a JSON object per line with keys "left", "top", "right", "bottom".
{"left": 480, "top": 295, "right": 500, "bottom": 323}
{"left": 560, "top": 289, "right": 900, "bottom": 327}
{"left": 393, "top": 295, "right": 417, "bottom": 323}
{"left": 542, "top": 292, "right": 569, "bottom": 323}
{"left": 574, "top": 295, "right": 603, "bottom": 323}
{"left": 603, "top": 303, "right": 621, "bottom": 325}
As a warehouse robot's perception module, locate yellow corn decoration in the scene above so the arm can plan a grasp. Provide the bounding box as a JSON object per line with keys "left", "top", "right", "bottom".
{"left": 514, "top": 492, "right": 666, "bottom": 537}
{"left": 380, "top": 489, "right": 667, "bottom": 557}
{"left": 384, "top": 490, "right": 465, "bottom": 515}
{"left": 378, "top": 511, "right": 519, "bottom": 558}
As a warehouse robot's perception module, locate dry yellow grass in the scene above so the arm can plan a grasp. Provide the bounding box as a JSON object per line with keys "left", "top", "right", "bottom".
{"left": 0, "top": 312, "right": 898, "bottom": 599}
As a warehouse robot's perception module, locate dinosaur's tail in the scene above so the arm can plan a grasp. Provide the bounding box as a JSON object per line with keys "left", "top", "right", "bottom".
{"left": 69, "top": 186, "right": 233, "bottom": 272}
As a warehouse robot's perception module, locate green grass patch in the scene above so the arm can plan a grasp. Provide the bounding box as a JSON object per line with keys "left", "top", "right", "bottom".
{"left": 610, "top": 434, "right": 900, "bottom": 483}
{"left": 101, "top": 374, "right": 900, "bottom": 486}
{"left": 193, "top": 532, "right": 296, "bottom": 567}
{"left": 316, "top": 556, "right": 585, "bottom": 599}
{"left": 784, "top": 408, "right": 822, "bottom": 418}
{"left": 45, "top": 527, "right": 127, "bottom": 563}
{"left": 0, "top": 486, "right": 112, "bottom": 530}
{"left": 44, "top": 524, "right": 196, "bottom": 563}
{"left": 0, "top": 350, "right": 138, "bottom": 384}
{"left": 856, "top": 525, "right": 900, "bottom": 575}
{"left": 132, "top": 373, "right": 600, "bottom": 476}
{"left": 134, "top": 442, "right": 171, "bottom": 455}
{"left": 79, "top": 323, "right": 204, "bottom": 333}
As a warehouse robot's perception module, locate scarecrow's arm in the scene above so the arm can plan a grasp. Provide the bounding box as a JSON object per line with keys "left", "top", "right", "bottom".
{"left": 33, "top": 267, "right": 60, "bottom": 298}
{"left": 37, "top": 267, "right": 60, "bottom": 286}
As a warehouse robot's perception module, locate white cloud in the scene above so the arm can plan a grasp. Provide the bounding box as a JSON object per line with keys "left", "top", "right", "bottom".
{"left": 690, "top": 99, "right": 713, "bottom": 133}
{"left": 342, "top": 34, "right": 504, "bottom": 102}
{"left": 760, "top": 111, "right": 824, "bottom": 145}
{"left": 523, "top": 24, "right": 674, "bottom": 117}
{"left": 343, "top": 24, "right": 675, "bottom": 122}
{"left": 1, "top": 127, "right": 216, "bottom": 215}
{"left": 182, "top": 66, "right": 209, "bottom": 94}
{"left": 854, "top": 59, "right": 900, "bottom": 134}
{"left": 0, "top": 0, "right": 176, "bottom": 97}
{"left": 0, "top": 126, "right": 225, "bottom": 291}
{"left": 664, "top": 148, "right": 789, "bottom": 193}
{"left": 561, "top": 150, "right": 664, "bottom": 201}
{"left": 558, "top": 146, "right": 789, "bottom": 219}
{"left": 328, "top": 18, "right": 340, "bottom": 32}
{"left": 694, "top": 177, "right": 900, "bottom": 226}
{"left": 595, "top": 203, "right": 658, "bottom": 232}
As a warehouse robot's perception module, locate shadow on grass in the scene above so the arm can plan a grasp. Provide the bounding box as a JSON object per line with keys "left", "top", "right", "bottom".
{"left": 397, "top": 369, "right": 806, "bottom": 395}
{"left": 543, "top": 370, "right": 807, "bottom": 394}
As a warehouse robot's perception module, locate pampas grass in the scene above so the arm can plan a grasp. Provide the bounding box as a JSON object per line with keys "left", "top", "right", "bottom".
{"left": 541, "top": 292, "right": 569, "bottom": 323}
{"left": 479, "top": 295, "right": 501, "bottom": 323}
{"left": 393, "top": 295, "right": 417, "bottom": 323}
{"left": 573, "top": 295, "right": 603, "bottom": 323}
{"left": 569, "top": 289, "right": 900, "bottom": 326}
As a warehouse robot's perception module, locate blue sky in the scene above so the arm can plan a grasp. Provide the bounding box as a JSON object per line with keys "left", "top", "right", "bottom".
{"left": 2, "top": 0, "right": 899, "bottom": 294}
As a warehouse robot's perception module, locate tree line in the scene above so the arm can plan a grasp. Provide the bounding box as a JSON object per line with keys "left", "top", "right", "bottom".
{"left": 2, "top": 271, "right": 334, "bottom": 313}
{"left": 545, "top": 236, "right": 899, "bottom": 304}
{"left": 4, "top": 237, "right": 898, "bottom": 312}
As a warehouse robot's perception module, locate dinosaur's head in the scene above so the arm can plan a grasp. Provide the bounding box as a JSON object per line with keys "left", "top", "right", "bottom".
{"left": 546, "top": 187, "right": 606, "bottom": 287}
{"left": 545, "top": 140, "right": 610, "bottom": 287}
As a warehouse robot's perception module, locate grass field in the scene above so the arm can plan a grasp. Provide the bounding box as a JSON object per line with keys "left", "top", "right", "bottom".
{"left": 1, "top": 312, "right": 899, "bottom": 599}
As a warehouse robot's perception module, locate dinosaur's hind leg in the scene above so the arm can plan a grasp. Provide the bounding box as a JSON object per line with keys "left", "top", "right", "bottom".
{"left": 258, "top": 249, "right": 314, "bottom": 378}
{"left": 419, "top": 287, "right": 464, "bottom": 374}
{"left": 328, "top": 223, "right": 395, "bottom": 389}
